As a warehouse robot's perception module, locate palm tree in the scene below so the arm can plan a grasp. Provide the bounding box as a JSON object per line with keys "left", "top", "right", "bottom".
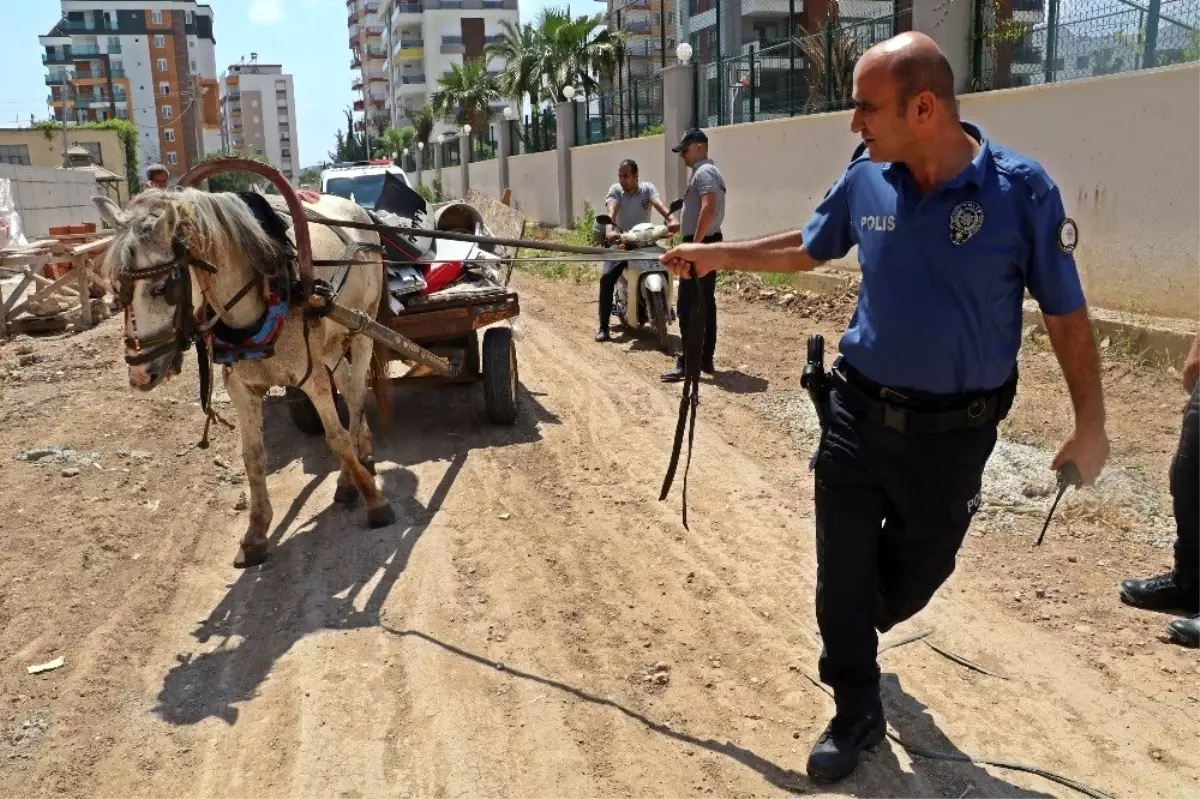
{"left": 430, "top": 59, "right": 500, "bottom": 129}
{"left": 537, "top": 7, "right": 628, "bottom": 101}
{"left": 410, "top": 105, "right": 436, "bottom": 146}
{"left": 374, "top": 126, "right": 416, "bottom": 160}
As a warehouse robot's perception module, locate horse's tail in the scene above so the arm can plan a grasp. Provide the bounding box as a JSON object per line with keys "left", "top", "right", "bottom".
{"left": 369, "top": 344, "right": 391, "bottom": 429}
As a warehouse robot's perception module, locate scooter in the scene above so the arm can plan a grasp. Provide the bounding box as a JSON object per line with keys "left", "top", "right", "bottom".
{"left": 593, "top": 198, "right": 683, "bottom": 354}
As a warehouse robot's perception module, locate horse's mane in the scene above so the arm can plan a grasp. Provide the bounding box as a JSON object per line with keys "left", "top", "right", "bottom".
{"left": 104, "top": 188, "right": 285, "bottom": 282}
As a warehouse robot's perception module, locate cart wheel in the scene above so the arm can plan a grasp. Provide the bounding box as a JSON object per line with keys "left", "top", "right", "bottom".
{"left": 285, "top": 385, "right": 349, "bottom": 436}
{"left": 482, "top": 327, "right": 518, "bottom": 425}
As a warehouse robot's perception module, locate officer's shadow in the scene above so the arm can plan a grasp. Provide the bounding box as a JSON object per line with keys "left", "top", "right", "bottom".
{"left": 851, "top": 673, "right": 1055, "bottom": 798}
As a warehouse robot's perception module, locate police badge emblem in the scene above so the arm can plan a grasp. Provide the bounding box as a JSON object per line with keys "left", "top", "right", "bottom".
{"left": 949, "top": 201, "right": 985, "bottom": 245}
{"left": 1057, "top": 218, "right": 1078, "bottom": 253}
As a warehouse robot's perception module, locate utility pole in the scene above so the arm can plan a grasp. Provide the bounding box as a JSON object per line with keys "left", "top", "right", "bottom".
{"left": 61, "top": 77, "right": 75, "bottom": 168}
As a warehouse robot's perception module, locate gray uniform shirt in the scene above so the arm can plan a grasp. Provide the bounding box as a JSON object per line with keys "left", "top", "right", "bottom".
{"left": 681, "top": 158, "right": 726, "bottom": 238}
{"left": 605, "top": 181, "right": 660, "bottom": 232}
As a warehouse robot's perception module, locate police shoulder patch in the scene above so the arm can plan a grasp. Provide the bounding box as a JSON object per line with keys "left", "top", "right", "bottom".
{"left": 949, "top": 201, "right": 985, "bottom": 246}
{"left": 1057, "top": 218, "right": 1078, "bottom": 253}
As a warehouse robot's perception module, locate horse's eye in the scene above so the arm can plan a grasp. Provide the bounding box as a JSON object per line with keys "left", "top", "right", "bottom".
{"left": 149, "top": 278, "right": 169, "bottom": 298}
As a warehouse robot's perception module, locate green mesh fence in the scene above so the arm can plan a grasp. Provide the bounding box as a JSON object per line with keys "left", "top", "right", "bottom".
{"left": 971, "top": 0, "right": 1199, "bottom": 91}
{"left": 585, "top": 76, "right": 664, "bottom": 143}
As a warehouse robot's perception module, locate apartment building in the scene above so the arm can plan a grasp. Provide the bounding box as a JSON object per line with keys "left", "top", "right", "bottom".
{"left": 348, "top": 0, "right": 519, "bottom": 140}
{"left": 219, "top": 56, "right": 299, "bottom": 182}
{"left": 604, "top": 0, "right": 678, "bottom": 82}
{"left": 39, "top": 1, "right": 221, "bottom": 180}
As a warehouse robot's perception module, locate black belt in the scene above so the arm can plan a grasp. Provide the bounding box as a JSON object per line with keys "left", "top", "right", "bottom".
{"left": 832, "top": 361, "right": 1015, "bottom": 435}
{"left": 681, "top": 232, "right": 723, "bottom": 245}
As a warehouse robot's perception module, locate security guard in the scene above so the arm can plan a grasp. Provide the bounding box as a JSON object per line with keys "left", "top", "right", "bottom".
{"left": 662, "top": 127, "right": 725, "bottom": 382}
{"left": 1118, "top": 331, "right": 1199, "bottom": 647}
{"left": 596, "top": 159, "right": 679, "bottom": 342}
{"left": 662, "top": 32, "right": 1110, "bottom": 782}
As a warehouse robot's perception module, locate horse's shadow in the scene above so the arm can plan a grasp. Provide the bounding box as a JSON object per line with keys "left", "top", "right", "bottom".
{"left": 154, "top": 376, "right": 559, "bottom": 727}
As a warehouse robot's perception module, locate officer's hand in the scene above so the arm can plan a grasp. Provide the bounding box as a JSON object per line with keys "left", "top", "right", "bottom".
{"left": 1180, "top": 352, "right": 1200, "bottom": 395}
{"left": 1051, "top": 426, "right": 1110, "bottom": 487}
{"left": 660, "top": 244, "right": 718, "bottom": 278}
{"left": 666, "top": 217, "right": 681, "bottom": 234}
{"left": 605, "top": 227, "right": 620, "bottom": 243}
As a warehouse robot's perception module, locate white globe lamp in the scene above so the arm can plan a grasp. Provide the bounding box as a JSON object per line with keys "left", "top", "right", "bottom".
{"left": 677, "top": 42, "right": 693, "bottom": 65}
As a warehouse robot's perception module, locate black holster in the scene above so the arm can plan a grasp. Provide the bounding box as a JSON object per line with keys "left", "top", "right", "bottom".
{"left": 801, "top": 334, "right": 831, "bottom": 469}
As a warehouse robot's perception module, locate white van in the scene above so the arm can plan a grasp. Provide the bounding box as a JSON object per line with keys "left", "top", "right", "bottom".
{"left": 319, "top": 161, "right": 411, "bottom": 210}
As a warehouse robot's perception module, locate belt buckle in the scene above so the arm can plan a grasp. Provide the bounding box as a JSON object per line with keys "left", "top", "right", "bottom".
{"left": 882, "top": 403, "right": 909, "bottom": 433}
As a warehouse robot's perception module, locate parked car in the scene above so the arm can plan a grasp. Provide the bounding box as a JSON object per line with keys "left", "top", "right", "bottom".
{"left": 320, "top": 160, "right": 411, "bottom": 210}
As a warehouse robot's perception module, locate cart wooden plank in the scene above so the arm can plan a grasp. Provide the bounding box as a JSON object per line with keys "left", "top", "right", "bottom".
{"left": 386, "top": 293, "right": 519, "bottom": 345}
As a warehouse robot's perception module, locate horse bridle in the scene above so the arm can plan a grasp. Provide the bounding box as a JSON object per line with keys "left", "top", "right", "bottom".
{"left": 120, "top": 236, "right": 218, "bottom": 370}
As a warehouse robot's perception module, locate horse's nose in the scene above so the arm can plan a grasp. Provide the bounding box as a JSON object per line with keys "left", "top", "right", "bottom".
{"left": 128, "top": 363, "right": 154, "bottom": 388}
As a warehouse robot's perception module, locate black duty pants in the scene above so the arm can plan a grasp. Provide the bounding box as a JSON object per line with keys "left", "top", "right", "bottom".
{"left": 1172, "top": 384, "right": 1199, "bottom": 586}
{"left": 813, "top": 371, "right": 999, "bottom": 718}
{"left": 598, "top": 259, "right": 627, "bottom": 330}
{"left": 676, "top": 232, "right": 721, "bottom": 367}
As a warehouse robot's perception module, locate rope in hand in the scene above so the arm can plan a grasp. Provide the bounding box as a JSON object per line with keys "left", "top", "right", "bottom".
{"left": 659, "top": 263, "right": 706, "bottom": 529}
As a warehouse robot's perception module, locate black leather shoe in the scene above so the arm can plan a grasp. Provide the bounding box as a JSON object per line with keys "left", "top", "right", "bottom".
{"left": 661, "top": 360, "right": 684, "bottom": 382}
{"left": 1118, "top": 572, "right": 1200, "bottom": 614}
{"left": 702, "top": 361, "right": 715, "bottom": 376}
{"left": 1166, "top": 615, "right": 1200, "bottom": 648}
{"left": 595, "top": 328, "right": 611, "bottom": 343}
{"left": 806, "top": 708, "right": 886, "bottom": 783}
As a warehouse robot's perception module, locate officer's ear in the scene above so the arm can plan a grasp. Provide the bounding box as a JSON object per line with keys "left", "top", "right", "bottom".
{"left": 909, "top": 90, "right": 938, "bottom": 125}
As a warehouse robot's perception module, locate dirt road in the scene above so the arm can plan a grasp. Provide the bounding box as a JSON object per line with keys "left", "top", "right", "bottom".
{"left": 1, "top": 273, "right": 1196, "bottom": 798}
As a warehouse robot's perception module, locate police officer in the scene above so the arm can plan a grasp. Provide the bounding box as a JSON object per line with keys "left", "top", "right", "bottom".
{"left": 662, "top": 128, "right": 725, "bottom": 382}
{"left": 596, "top": 159, "right": 679, "bottom": 342}
{"left": 1118, "top": 331, "right": 1199, "bottom": 647}
{"left": 662, "top": 32, "right": 1110, "bottom": 782}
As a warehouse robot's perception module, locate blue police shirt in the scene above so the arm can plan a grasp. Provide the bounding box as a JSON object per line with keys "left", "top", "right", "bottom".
{"left": 801, "top": 122, "right": 1085, "bottom": 396}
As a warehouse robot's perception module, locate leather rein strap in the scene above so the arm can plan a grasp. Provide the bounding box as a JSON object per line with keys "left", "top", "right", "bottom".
{"left": 658, "top": 264, "right": 705, "bottom": 529}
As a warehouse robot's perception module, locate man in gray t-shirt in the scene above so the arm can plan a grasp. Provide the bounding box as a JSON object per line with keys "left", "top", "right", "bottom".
{"left": 663, "top": 128, "right": 725, "bottom": 382}
{"left": 595, "top": 159, "right": 678, "bottom": 342}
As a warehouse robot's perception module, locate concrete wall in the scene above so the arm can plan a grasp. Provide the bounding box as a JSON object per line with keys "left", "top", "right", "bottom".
{"left": 469, "top": 157, "right": 500, "bottom": 200}
{"left": 701, "top": 63, "right": 1200, "bottom": 319}
{"left": 0, "top": 164, "right": 101, "bottom": 237}
{"left": 508, "top": 150, "right": 559, "bottom": 226}
{"left": 570, "top": 135, "right": 665, "bottom": 221}
{"left": 440, "top": 164, "right": 462, "bottom": 198}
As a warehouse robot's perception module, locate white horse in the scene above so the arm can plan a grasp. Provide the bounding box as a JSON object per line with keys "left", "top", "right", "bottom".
{"left": 95, "top": 189, "right": 395, "bottom": 568}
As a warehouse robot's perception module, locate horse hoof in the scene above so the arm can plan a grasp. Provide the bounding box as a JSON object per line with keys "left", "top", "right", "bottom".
{"left": 360, "top": 457, "right": 376, "bottom": 476}
{"left": 234, "top": 542, "right": 268, "bottom": 569}
{"left": 334, "top": 484, "right": 360, "bottom": 504}
{"left": 367, "top": 503, "right": 396, "bottom": 528}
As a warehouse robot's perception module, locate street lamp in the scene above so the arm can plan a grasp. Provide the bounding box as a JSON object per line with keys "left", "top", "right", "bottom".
{"left": 676, "top": 42, "right": 693, "bottom": 65}
{"left": 417, "top": 141, "right": 424, "bottom": 150}
{"left": 562, "top": 84, "right": 576, "bottom": 101}
{"left": 503, "top": 106, "right": 514, "bottom": 121}
{"left": 436, "top": 134, "right": 444, "bottom": 144}
{"left": 462, "top": 123, "right": 471, "bottom": 135}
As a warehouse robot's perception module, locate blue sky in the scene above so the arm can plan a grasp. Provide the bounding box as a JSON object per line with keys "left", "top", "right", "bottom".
{"left": 1, "top": 0, "right": 581, "bottom": 169}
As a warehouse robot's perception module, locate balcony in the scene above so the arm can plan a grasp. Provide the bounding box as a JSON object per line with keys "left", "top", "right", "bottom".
{"left": 366, "top": 46, "right": 388, "bottom": 58}
{"left": 401, "top": 74, "right": 426, "bottom": 84}
{"left": 366, "top": 25, "right": 384, "bottom": 35}
{"left": 66, "top": 19, "right": 119, "bottom": 33}
{"left": 351, "top": 56, "right": 362, "bottom": 69}
{"left": 365, "top": 0, "right": 380, "bottom": 10}
{"left": 396, "top": 42, "right": 424, "bottom": 59}
{"left": 109, "top": 43, "right": 122, "bottom": 54}
{"left": 441, "top": 35, "right": 465, "bottom": 54}
{"left": 72, "top": 45, "right": 103, "bottom": 57}
{"left": 353, "top": 77, "right": 364, "bottom": 90}
{"left": 348, "top": 8, "right": 360, "bottom": 22}
{"left": 354, "top": 99, "right": 365, "bottom": 110}
{"left": 42, "top": 51, "right": 73, "bottom": 65}
{"left": 394, "top": 2, "right": 423, "bottom": 13}
{"left": 1011, "top": 44, "right": 1043, "bottom": 63}
{"left": 45, "top": 73, "right": 68, "bottom": 85}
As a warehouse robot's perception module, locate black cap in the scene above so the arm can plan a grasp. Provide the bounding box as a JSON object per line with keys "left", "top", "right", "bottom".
{"left": 671, "top": 127, "right": 708, "bottom": 153}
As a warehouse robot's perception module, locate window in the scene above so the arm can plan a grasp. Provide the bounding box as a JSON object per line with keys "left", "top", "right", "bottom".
{"left": 0, "top": 145, "right": 30, "bottom": 165}
{"left": 152, "top": 10, "right": 163, "bottom": 24}
{"left": 191, "top": 60, "right": 197, "bottom": 71}
{"left": 251, "top": 100, "right": 258, "bottom": 108}
{"left": 165, "top": 129, "right": 176, "bottom": 143}
{"left": 108, "top": 36, "right": 120, "bottom": 49}
{"left": 162, "top": 105, "right": 173, "bottom": 119}
{"left": 166, "top": 151, "right": 177, "bottom": 165}
{"left": 154, "top": 35, "right": 165, "bottom": 48}
{"left": 159, "top": 83, "right": 171, "bottom": 96}
{"left": 253, "top": 115, "right": 260, "bottom": 123}
{"left": 78, "top": 142, "right": 103, "bottom": 164}
{"left": 157, "top": 58, "right": 168, "bottom": 72}
{"left": 186, "top": 10, "right": 194, "bottom": 24}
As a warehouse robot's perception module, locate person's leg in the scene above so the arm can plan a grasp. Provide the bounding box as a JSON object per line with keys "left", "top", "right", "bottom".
{"left": 807, "top": 388, "right": 888, "bottom": 783}
{"left": 596, "top": 261, "right": 625, "bottom": 341}
{"left": 1119, "top": 385, "right": 1200, "bottom": 615}
{"left": 662, "top": 274, "right": 696, "bottom": 381}
{"left": 875, "top": 422, "right": 998, "bottom": 632}
{"left": 700, "top": 270, "right": 718, "bottom": 373}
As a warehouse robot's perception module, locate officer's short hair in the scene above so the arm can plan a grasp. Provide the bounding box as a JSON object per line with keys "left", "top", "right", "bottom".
{"left": 146, "top": 163, "right": 168, "bottom": 179}
{"left": 894, "top": 48, "right": 959, "bottom": 119}
{"left": 618, "top": 159, "right": 638, "bottom": 175}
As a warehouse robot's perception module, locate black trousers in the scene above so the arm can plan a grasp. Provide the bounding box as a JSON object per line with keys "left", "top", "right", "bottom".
{"left": 1171, "top": 385, "right": 1199, "bottom": 586}
{"left": 676, "top": 232, "right": 721, "bottom": 367}
{"left": 813, "top": 369, "right": 1000, "bottom": 718}
{"left": 598, "top": 258, "right": 626, "bottom": 330}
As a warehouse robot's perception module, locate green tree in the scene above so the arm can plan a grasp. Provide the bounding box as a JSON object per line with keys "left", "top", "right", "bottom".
{"left": 410, "top": 105, "right": 436, "bottom": 146}
{"left": 33, "top": 117, "right": 140, "bottom": 195}
{"left": 374, "top": 126, "right": 415, "bottom": 160}
{"left": 431, "top": 59, "right": 501, "bottom": 129}
{"left": 298, "top": 167, "right": 321, "bottom": 187}
{"left": 488, "top": 20, "right": 550, "bottom": 130}
{"left": 197, "top": 149, "right": 271, "bottom": 192}
{"left": 536, "top": 6, "right": 627, "bottom": 101}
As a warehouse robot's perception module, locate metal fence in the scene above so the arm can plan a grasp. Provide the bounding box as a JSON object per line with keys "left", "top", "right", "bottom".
{"left": 585, "top": 76, "right": 665, "bottom": 143}
{"left": 970, "top": 0, "right": 1200, "bottom": 91}
{"left": 517, "top": 108, "right": 557, "bottom": 154}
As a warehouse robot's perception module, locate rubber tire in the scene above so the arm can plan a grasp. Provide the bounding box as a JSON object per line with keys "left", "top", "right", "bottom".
{"left": 285, "top": 383, "right": 350, "bottom": 436}
{"left": 650, "top": 292, "right": 670, "bottom": 354}
{"left": 482, "top": 327, "right": 518, "bottom": 425}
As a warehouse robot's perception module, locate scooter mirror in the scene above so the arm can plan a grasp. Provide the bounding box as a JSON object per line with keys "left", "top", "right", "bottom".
{"left": 594, "top": 214, "right": 614, "bottom": 226}
{"left": 668, "top": 198, "right": 684, "bottom": 214}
